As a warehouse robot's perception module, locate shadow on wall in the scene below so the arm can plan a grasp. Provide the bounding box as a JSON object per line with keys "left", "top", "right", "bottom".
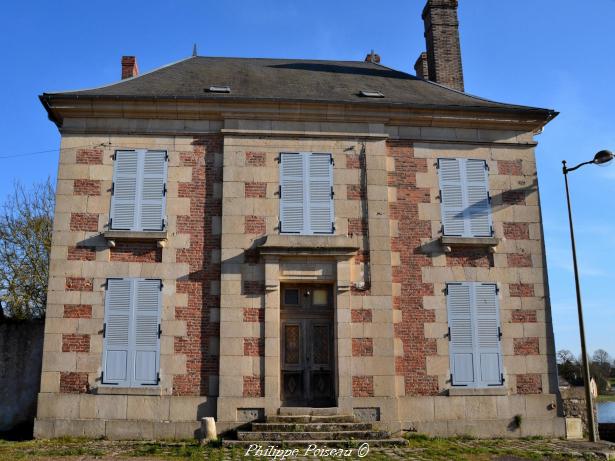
{"left": 0, "top": 320, "right": 44, "bottom": 440}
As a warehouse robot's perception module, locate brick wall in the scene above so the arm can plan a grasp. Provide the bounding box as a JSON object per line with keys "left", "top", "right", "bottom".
{"left": 243, "top": 375, "right": 264, "bottom": 397}
{"left": 516, "top": 373, "right": 542, "bottom": 394}
{"left": 75, "top": 148, "right": 103, "bottom": 165}
{"left": 352, "top": 376, "right": 374, "bottom": 397}
{"left": 110, "top": 242, "right": 162, "bottom": 262}
{"left": 61, "top": 334, "right": 90, "bottom": 353}
{"left": 63, "top": 304, "right": 92, "bottom": 319}
{"left": 69, "top": 213, "right": 98, "bottom": 232}
{"left": 244, "top": 216, "right": 266, "bottom": 235}
{"left": 244, "top": 182, "right": 267, "bottom": 198}
{"left": 65, "top": 277, "right": 93, "bottom": 292}
{"left": 73, "top": 179, "right": 101, "bottom": 196}
{"left": 352, "top": 338, "right": 374, "bottom": 357}
{"left": 59, "top": 372, "right": 89, "bottom": 393}
{"left": 67, "top": 246, "right": 96, "bottom": 261}
{"left": 513, "top": 337, "right": 539, "bottom": 355}
{"left": 245, "top": 152, "right": 266, "bottom": 167}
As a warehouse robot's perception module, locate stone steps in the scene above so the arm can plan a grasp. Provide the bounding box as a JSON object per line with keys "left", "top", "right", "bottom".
{"left": 251, "top": 422, "right": 374, "bottom": 432}
{"left": 238, "top": 430, "right": 389, "bottom": 441}
{"left": 266, "top": 415, "right": 356, "bottom": 423}
{"left": 223, "top": 438, "right": 408, "bottom": 448}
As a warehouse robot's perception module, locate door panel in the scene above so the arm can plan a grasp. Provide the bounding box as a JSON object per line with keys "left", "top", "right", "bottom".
{"left": 281, "top": 285, "right": 335, "bottom": 406}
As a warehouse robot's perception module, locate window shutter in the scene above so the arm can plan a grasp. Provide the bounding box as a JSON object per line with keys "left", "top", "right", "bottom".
{"left": 438, "top": 158, "right": 466, "bottom": 236}
{"left": 465, "top": 160, "right": 492, "bottom": 237}
{"left": 110, "top": 151, "right": 139, "bottom": 230}
{"left": 447, "top": 283, "right": 475, "bottom": 386}
{"left": 474, "top": 283, "right": 502, "bottom": 386}
{"left": 308, "top": 153, "right": 334, "bottom": 234}
{"left": 133, "top": 279, "right": 161, "bottom": 385}
{"left": 139, "top": 151, "right": 167, "bottom": 231}
{"left": 102, "top": 279, "right": 133, "bottom": 386}
{"left": 280, "top": 153, "right": 305, "bottom": 233}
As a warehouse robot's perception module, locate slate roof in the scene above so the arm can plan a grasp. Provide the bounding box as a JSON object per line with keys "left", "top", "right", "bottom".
{"left": 41, "top": 56, "right": 553, "bottom": 115}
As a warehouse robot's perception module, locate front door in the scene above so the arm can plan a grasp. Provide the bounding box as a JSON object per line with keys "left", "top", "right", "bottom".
{"left": 281, "top": 284, "right": 335, "bottom": 407}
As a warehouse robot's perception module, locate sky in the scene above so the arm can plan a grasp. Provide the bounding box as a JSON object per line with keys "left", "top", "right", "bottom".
{"left": 1, "top": 0, "right": 614, "bottom": 358}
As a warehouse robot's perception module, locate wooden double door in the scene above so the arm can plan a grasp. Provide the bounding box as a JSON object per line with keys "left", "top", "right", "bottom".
{"left": 280, "top": 284, "right": 335, "bottom": 407}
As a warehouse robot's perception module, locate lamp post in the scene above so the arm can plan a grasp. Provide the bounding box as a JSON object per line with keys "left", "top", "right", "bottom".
{"left": 562, "top": 149, "right": 614, "bottom": 442}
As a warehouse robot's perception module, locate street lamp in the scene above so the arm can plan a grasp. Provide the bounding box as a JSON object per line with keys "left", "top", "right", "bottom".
{"left": 562, "top": 149, "right": 614, "bottom": 442}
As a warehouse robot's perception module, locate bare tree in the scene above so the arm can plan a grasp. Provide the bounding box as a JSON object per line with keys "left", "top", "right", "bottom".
{"left": 593, "top": 349, "right": 611, "bottom": 366}
{"left": 557, "top": 349, "right": 576, "bottom": 364}
{"left": 0, "top": 179, "right": 54, "bottom": 320}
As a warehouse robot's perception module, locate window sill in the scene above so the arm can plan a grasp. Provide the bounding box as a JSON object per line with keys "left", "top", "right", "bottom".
{"left": 103, "top": 230, "right": 168, "bottom": 247}
{"left": 93, "top": 386, "right": 162, "bottom": 396}
{"left": 258, "top": 234, "right": 359, "bottom": 257}
{"left": 440, "top": 236, "right": 500, "bottom": 252}
{"left": 448, "top": 387, "right": 508, "bottom": 396}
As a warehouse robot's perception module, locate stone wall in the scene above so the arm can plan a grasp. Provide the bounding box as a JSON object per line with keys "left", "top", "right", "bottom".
{"left": 0, "top": 321, "right": 44, "bottom": 435}
{"left": 560, "top": 386, "right": 597, "bottom": 437}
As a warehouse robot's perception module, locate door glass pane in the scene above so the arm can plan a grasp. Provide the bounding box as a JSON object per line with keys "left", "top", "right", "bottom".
{"left": 313, "top": 289, "right": 328, "bottom": 306}
{"left": 285, "top": 325, "right": 300, "bottom": 365}
{"left": 284, "top": 289, "right": 300, "bottom": 306}
{"left": 312, "top": 325, "right": 329, "bottom": 365}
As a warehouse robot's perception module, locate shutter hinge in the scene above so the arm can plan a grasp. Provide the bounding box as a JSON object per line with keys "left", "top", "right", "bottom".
{"left": 165, "top": 152, "right": 169, "bottom": 161}
{"left": 501, "top": 373, "right": 505, "bottom": 384}
{"left": 331, "top": 222, "right": 336, "bottom": 233}
{"left": 444, "top": 285, "right": 448, "bottom": 296}
{"left": 157, "top": 372, "right": 160, "bottom": 384}
{"left": 484, "top": 161, "right": 489, "bottom": 171}
{"left": 112, "top": 152, "right": 116, "bottom": 161}
{"left": 163, "top": 184, "right": 167, "bottom": 196}
{"left": 487, "top": 192, "right": 492, "bottom": 203}
{"left": 276, "top": 156, "right": 281, "bottom": 164}
{"left": 490, "top": 225, "right": 495, "bottom": 237}
{"left": 330, "top": 187, "right": 335, "bottom": 199}
{"left": 450, "top": 373, "right": 453, "bottom": 384}
{"left": 111, "top": 182, "right": 115, "bottom": 196}
{"left": 158, "top": 324, "right": 162, "bottom": 338}
{"left": 447, "top": 327, "right": 451, "bottom": 341}
{"left": 101, "top": 371, "right": 104, "bottom": 382}
{"left": 102, "top": 323, "right": 106, "bottom": 338}
{"left": 439, "top": 189, "right": 442, "bottom": 203}
{"left": 436, "top": 159, "right": 440, "bottom": 169}
{"left": 495, "top": 285, "right": 500, "bottom": 294}
{"left": 330, "top": 156, "right": 334, "bottom": 165}
{"left": 278, "top": 185, "right": 282, "bottom": 197}
{"left": 278, "top": 220, "right": 282, "bottom": 233}
{"left": 498, "top": 327, "right": 503, "bottom": 340}
{"left": 440, "top": 224, "right": 444, "bottom": 235}
{"left": 109, "top": 218, "right": 113, "bottom": 229}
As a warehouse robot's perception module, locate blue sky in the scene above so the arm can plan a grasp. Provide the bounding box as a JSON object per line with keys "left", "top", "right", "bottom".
{"left": 1, "top": 0, "right": 614, "bottom": 357}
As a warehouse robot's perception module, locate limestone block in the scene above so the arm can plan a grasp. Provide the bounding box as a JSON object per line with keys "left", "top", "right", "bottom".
{"left": 465, "top": 396, "right": 497, "bottom": 419}
{"left": 126, "top": 396, "right": 171, "bottom": 420}
{"left": 434, "top": 396, "right": 466, "bottom": 420}
{"left": 95, "top": 395, "right": 128, "bottom": 420}
{"left": 37, "top": 393, "right": 80, "bottom": 419}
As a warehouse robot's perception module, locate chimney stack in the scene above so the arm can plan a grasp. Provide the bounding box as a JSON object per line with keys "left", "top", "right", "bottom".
{"left": 414, "top": 52, "right": 429, "bottom": 80}
{"left": 364, "top": 51, "right": 381, "bottom": 64}
{"left": 121, "top": 56, "right": 139, "bottom": 80}
{"left": 416, "top": 0, "right": 464, "bottom": 91}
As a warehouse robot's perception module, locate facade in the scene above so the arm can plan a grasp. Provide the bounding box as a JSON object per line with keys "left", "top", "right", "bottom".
{"left": 34, "top": 0, "right": 564, "bottom": 439}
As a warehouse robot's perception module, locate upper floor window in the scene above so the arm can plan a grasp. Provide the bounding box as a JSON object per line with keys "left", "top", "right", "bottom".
{"left": 447, "top": 282, "right": 503, "bottom": 388}
{"left": 279, "top": 152, "right": 334, "bottom": 235}
{"left": 110, "top": 150, "right": 168, "bottom": 231}
{"left": 438, "top": 158, "right": 493, "bottom": 238}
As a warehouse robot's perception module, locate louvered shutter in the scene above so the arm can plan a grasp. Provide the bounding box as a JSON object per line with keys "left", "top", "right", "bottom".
{"left": 438, "top": 158, "right": 466, "bottom": 236}
{"left": 447, "top": 283, "right": 475, "bottom": 386}
{"left": 280, "top": 153, "right": 305, "bottom": 233}
{"left": 465, "top": 160, "right": 492, "bottom": 237}
{"left": 308, "top": 153, "right": 334, "bottom": 234}
{"left": 133, "top": 279, "right": 161, "bottom": 385}
{"left": 139, "top": 151, "right": 167, "bottom": 231}
{"left": 110, "top": 151, "right": 139, "bottom": 230}
{"left": 102, "top": 279, "right": 133, "bottom": 386}
{"left": 474, "top": 283, "right": 502, "bottom": 386}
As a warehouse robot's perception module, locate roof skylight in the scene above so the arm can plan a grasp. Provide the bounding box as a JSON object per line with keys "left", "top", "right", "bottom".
{"left": 359, "top": 90, "right": 385, "bottom": 98}
{"left": 207, "top": 86, "right": 231, "bottom": 93}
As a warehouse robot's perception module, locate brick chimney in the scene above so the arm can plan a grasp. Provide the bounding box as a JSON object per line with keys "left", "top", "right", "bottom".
{"left": 414, "top": 52, "right": 429, "bottom": 79}
{"left": 417, "top": 0, "right": 464, "bottom": 91}
{"left": 121, "top": 56, "right": 139, "bottom": 80}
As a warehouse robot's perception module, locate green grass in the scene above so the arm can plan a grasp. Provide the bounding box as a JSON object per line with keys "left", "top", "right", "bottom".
{"left": 597, "top": 394, "right": 615, "bottom": 402}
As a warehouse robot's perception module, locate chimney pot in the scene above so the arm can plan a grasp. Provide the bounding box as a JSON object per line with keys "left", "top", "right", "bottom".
{"left": 121, "top": 56, "right": 139, "bottom": 80}
{"left": 421, "top": 0, "right": 464, "bottom": 91}
{"left": 364, "top": 51, "right": 381, "bottom": 64}
{"left": 414, "top": 52, "right": 429, "bottom": 79}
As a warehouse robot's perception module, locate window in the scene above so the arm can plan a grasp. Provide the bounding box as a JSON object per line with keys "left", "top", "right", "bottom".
{"left": 102, "top": 278, "right": 162, "bottom": 387}
{"left": 110, "top": 150, "right": 168, "bottom": 231}
{"left": 447, "top": 282, "right": 503, "bottom": 387}
{"left": 438, "top": 158, "right": 492, "bottom": 237}
{"left": 279, "top": 152, "right": 334, "bottom": 235}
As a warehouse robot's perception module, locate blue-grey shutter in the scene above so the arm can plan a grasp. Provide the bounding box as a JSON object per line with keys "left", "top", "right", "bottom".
{"left": 280, "top": 153, "right": 305, "bottom": 233}
{"left": 447, "top": 283, "right": 475, "bottom": 386}
{"left": 110, "top": 151, "right": 139, "bottom": 230}
{"left": 102, "top": 279, "right": 133, "bottom": 386}
{"left": 438, "top": 158, "right": 466, "bottom": 236}
{"left": 132, "top": 279, "right": 161, "bottom": 385}
{"left": 308, "top": 153, "right": 334, "bottom": 234}
{"left": 138, "top": 151, "right": 167, "bottom": 231}
{"left": 464, "top": 160, "right": 492, "bottom": 237}
{"left": 474, "top": 283, "right": 502, "bottom": 386}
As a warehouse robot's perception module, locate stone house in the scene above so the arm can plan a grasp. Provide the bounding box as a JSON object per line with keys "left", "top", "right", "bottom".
{"left": 34, "top": 0, "right": 564, "bottom": 439}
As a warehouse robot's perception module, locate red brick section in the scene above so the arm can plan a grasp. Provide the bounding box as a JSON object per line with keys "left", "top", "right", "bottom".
{"left": 388, "top": 141, "right": 438, "bottom": 396}
{"left": 348, "top": 218, "right": 368, "bottom": 236}
{"left": 173, "top": 135, "right": 221, "bottom": 396}
{"left": 63, "top": 304, "right": 92, "bottom": 319}
{"left": 352, "top": 376, "right": 374, "bottom": 397}
{"left": 243, "top": 376, "right": 264, "bottom": 397}
{"left": 352, "top": 338, "right": 373, "bottom": 357}
{"left": 70, "top": 213, "right": 98, "bottom": 231}
{"left": 59, "top": 372, "right": 89, "bottom": 393}
{"left": 245, "top": 152, "right": 266, "bottom": 167}
{"left": 502, "top": 190, "right": 526, "bottom": 205}
{"left": 446, "top": 248, "right": 493, "bottom": 267}
{"left": 65, "top": 277, "right": 93, "bottom": 292}
{"left": 509, "top": 283, "right": 535, "bottom": 297}
{"left": 512, "top": 310, "right": 537, "bottom": 323}
{"left": 347, "top": 184, "right": 365, "bottom": 200}
{"left": 516, "top": 373, "right": 542, "bottom": 394}
{"left": 73, "top": 179, "right": 101, "bottom": 196}
{"left": 245, "top": 182, "right": 267, "bottom": 198}
{"left": 351, "top": 309, "right": 372, "bottom": 323}
{"left": 346, "top": 153, "right": 361, "bottom": 169}
{"left": 245, "top": 216, "right": 266, "bottom": 235}
{"left": 503, "top": 223, "right": 530, "bottom": 240}
{"left": 243, "top": 338, "right": 265, "bottom": 356}
{"left": 497, "top": 160, "right": 523, "bottom": 176}
{"left": 76, "top": 148, "right": 103, "bottom": 164}
{"left": 243, "top": 307, "right": 265, "bottom": 323}
{"left": 62, "top": 334, "right": 90, "bottom": 352}
{"left": 514, "top": 337, "right": 540, "bottom": 356}
{"left": 243, "top": 281, "right": 265, "bottom": 296}
{"left": 67, "top": 246, "right": 96, "bottom": 261}
{"left": 110, "top": 242, "right": 161, "bottom": 262}
{"left": 508, "top": 253, "right": 533, "bottom": 267}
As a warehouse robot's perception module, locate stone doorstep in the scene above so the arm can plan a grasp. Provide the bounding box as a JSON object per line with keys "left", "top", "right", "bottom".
{"left": 237, "top": 430, "right": 389, "bottom": 441}
{"left": 223, "top": 438, "right": 407, "bottom": 448}
{"left": 266, "top": 415, "right": 356, "bottom": 423}
{"left": 278, "top": 407, "right": 341, "bottom": 417}
{"left": 251, "top": 422, "right": 374, "bottom": 432}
